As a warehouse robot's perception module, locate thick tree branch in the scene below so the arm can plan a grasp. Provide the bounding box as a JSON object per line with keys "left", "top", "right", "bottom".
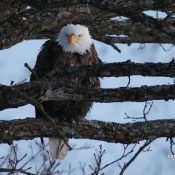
{"left": 0, "top": 81, "right": 175, "bottom": 110}
{"left": 0, "top": 118, "right": 174, "bottom": 145}
{"left": 1, "top": 0, "right": 175, "bottom": 50}
{"left": 65, "top": 61, "right": 175, "bottom": 78}
{"left": 20, "top": 0, "right": 175, "bottom": 12}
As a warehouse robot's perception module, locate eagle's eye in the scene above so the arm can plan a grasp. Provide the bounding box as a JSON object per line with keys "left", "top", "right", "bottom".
{"left": 78, "top": 34, "right": 82, "bottom": 37}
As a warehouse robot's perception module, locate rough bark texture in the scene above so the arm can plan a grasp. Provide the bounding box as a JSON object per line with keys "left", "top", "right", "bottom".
{"left": 0, "top": 118, "right": 174, "bottom": 144}
{"left": 0, "top": 82, "right": 175, "bottom": 110}
{"left": 1, "top": 0, "right": 175, "bottom": 50}
{"left": 65, "top": 61, "right": 175, "bottom": 78}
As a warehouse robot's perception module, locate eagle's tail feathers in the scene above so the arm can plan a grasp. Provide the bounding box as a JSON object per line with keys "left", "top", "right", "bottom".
{"left": 49, "top": 138, "right": 69, "bottom": 160}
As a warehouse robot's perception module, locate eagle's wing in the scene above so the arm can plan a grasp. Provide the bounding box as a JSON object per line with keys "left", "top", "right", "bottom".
{"left": 30, "top": 40, "right": 71, "bottom": 159}
{"left": 30, "top": 40, "right": 62, "bottom": 80}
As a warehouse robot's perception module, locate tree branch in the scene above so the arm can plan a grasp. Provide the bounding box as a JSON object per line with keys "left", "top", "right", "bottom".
{"left": 20, "top": 0, "right": 175, "bottom": 12}
{"left": 0, "top": 118, "right": 174, "bottom": 145}
{"left": 0, "top": 81, "right": 175, "bottom": 110}
{"left": 0, "top": 168, "right": 35, "bottom": 175}
{"left": 1, "top": 0, "right": 175, "bottom": 50}
{"left": 65, "top": 61, "right": 175, "bottom": 78}
{"left": 119, "top": 139, "right": 153, "bottom": 175}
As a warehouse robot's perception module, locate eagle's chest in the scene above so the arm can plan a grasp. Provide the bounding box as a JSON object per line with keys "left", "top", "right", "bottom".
{"left": 66, "top": 54, "right": 82, "bottom": 66}
{"left": 63, "top": 53, "right": 88, "bottom": 67}
{"left": 54, "top": 50, "right": 92, "bottom": 68}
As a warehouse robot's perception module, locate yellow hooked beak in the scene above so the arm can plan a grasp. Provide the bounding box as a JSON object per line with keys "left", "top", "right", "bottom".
{"left": 68, "top": 34, "right": 78, "bottom": 46}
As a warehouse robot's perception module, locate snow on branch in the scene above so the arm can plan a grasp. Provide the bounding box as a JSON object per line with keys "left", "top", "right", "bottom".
{"left": 20, "top": 0, "right": 175, "bottom": 14}
{"left": 1, "top": 1, "right": 175, "bottom": 50}
{"left": 0, "top": 118, "right": 174, "bottom": 145}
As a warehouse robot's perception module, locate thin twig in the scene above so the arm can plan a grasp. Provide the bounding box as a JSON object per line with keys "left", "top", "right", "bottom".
{"left": 126, "top": 76, "right": 131, "bottom": 87}
{"left": 91, "top": 143, "right": 137, "bottom": 175}
{"left": 119, "top": 139, "right": 154, "bottom": 175}
{"left": 0, "top": 168, "right": 36, "bottom": 175}
{"left": 125, "top": 101, "right": 153, "bottom": 121}
{"left": 24, "top": 63, "right": 39, "bottom": 79}
{"left": 169, "top": 138, "right": 175, "bottom": 155}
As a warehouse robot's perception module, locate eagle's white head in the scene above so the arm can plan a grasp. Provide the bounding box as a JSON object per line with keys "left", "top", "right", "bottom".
{"left": 56, "top": 24, "right": 92, "bottom": 55}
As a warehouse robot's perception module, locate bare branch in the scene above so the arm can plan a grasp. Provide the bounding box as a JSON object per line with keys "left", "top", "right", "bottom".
{"left": 24, "top": 63, "right": 39, "bottom": 80}
{"left": 90, "top": 145, "right": 106, "bottom": 175}
{"left": 1, "top": 81, "right": 175, "bottom": 110}
{"left": 0, "top": 145, "right": 35, "bottom": 175}
{"left": 169, "top": 138, "right": 175, "bottom": 155}
{"left": 64, "top": 61, "right": 175, "bottom": 78}
{"left": 0, "top": 168, "right": 36, "bottom": 175}
{"left": 90, "top": 143, "right": 137, "bottom": 174}
{"left": 119, "top": 139, "right": 153, "bottom": 175}
{"left": 1, "top": 1, "right": 175, "bottom": 49}
{"left": 20, "top": 0, "right": 175, "bottom": 12}
{"left": 125, "top": 101, "right": 153, "bottom": 121}
{"left": 0, "top": 118, "right": 174, "bottom": 145}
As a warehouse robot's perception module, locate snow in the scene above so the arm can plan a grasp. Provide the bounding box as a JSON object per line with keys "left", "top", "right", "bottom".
{"left": 0, "top": 39, "right": 175, "bottom": 174}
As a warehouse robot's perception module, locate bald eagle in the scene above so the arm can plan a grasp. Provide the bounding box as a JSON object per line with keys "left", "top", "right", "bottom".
{"left": 30, "top": 24, "right": 101, "bottom": 159}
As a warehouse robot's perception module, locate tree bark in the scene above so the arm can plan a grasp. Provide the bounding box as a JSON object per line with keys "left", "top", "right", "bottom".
{"left": 0, "top": 82, "right": 175, "bottom": 110}
{"left": 21, "top": 0, "right": 175, "bottom": 11}
{"left": 65, "top": 61, "right": 175, "bottom": 78}
{"left": 1, "top": 0, "right": 175, "bottom": 50}
{"left": 0, "top": 118, "right": 174, "bottom": 145}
